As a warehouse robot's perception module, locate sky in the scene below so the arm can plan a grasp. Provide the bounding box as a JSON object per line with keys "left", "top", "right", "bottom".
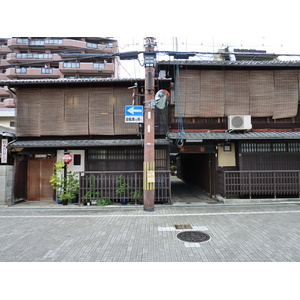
{"left": 3, "top": 0, "right": 300, "bottom": 77}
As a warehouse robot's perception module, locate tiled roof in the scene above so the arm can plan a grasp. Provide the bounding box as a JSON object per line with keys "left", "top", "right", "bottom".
{"left": 168, "top": 131, "right": 300, "bottom": 140}
{"left": 158, "top": 60, "right": 300, "bottom": 68}
{"left": 0, "top": 77, "right": 170, "bottom": 87}
{"left": 10, "top": 138, "right": 170, "bottom": 148}
{"left": 0, "top": 125, "right": 16, "bottom": 135}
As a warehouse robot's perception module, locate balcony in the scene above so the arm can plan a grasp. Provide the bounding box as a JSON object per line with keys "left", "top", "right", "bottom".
{"left": 8, "top": 38, "right": 117, "bottom": 53}
{"left": 6, "top": 67, "right": 62, "bottom": 79}
{"left": 6, "top": 53, "right": 61, "bottom": 64}
{"left": 0, "top": 44, "right": 11, "bottom": 54}
{"left": 59, "top": 62, "right": 114, "bottom": 75}
{"left": 3, "top": 98, "right": 15, "bottom": 108}
{"left": 0, "top": 73, "right": 8, "bottom": 80}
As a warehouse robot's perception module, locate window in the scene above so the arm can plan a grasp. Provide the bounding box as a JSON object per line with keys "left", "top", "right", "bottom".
{"left": 64, "top": 62, "right": 80, "bottom": 68}
{"left": 44, "top": 39, "right": 62, "bottom": 44}
{"left": 288, "top": 142, "right": 300, "bottom": 152}
{"left": 29, "top": 40, "right": 45, "bottom": 46}
{"left": 87, "top": 42, "right": 98, "bottom": 49}
{"left": 242, "top": 143, "right": 271, "bottom": 152}
{"left": 41, "top": 68, "right": 53, "bottom": 74}
{"left": 93, "top": 63, "right": 105, "bottom": 69}
{"left": 16, "top": 38, "right": 29, "bottom": 44}
{"left": 242, "top": 142, "right": 300, "bottom": 153}
{"left": 273, "top": 143, "right": 286, "bottom": 152}
{"left": 16, "top": 68, "right": 27, "bottom": 74}
{"left": 73, "top": 154, "right": 81, "bottom": 166}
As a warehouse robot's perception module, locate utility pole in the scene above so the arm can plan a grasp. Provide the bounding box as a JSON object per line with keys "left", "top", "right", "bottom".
{"left": 143, "top": 37, "right": 156, "bottom": 212}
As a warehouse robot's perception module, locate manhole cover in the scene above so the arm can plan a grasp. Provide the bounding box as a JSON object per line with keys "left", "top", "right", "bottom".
{"left": 177, "top": 231, "right": 211, "bottom": 243}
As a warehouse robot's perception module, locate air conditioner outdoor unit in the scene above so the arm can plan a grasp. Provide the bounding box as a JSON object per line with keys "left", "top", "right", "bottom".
{"left": 228, "top": 115, "right": 252, "bottom": 131}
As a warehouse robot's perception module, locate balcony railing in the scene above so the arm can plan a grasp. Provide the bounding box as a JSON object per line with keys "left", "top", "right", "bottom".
{"left": 8, "top": 38, "right": 117, "bottom": 53}
{"left": 6, "top": 67, "right": 61, "bottom": 78}
{"left": 16, "top": 53, "right": 53, "bottom": 59}
{"left": 218, "top": 170, "right": 300, "bottom": 198}
{"left": 60, "top": 62, "right": 114, "bottom": 73}
{"left": 79, "top": 170, "right": 171, "bottom": 205}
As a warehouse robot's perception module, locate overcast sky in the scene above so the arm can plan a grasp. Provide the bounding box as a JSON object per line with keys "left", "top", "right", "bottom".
{"left": 3, "top": 0, "right": 300, "bottom": 78}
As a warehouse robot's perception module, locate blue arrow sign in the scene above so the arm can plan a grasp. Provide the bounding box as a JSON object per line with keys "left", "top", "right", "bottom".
{"left": 125, "top": 105, "right": 143, "bottom": 116}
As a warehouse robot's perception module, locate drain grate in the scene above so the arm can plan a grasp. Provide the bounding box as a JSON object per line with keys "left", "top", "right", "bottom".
{"left": 175, "top": 224, "right": 193, "bottom": 229}
{"left": 177, "top": 231, "right": 211, "bottom": 243}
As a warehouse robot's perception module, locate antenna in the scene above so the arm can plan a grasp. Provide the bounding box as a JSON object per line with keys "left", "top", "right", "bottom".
{"left": 154, "top": 89, "right": 170, "bottom": 109}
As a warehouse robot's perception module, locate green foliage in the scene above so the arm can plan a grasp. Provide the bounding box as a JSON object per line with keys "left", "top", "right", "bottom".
{"left": 97, "top": 198, "right": 112, "bottom": 206}
{"left": 116, "top": 174, "right": 130, "bottom": 197}
{"left": 83, "top": 174, "right": 101, "bottom": 204}
{"left": 49, "top": 160, "right": 79, "bottom": 202}
{"left": 132, "top": 189, "right": 143, "bottom": 204}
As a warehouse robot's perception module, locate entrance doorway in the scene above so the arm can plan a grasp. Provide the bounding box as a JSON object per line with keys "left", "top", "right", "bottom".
{"left": 27, "top": 158, "right": 55, "bottom": 201}
{"left": 177, "top": 153, "right": 216, "bottom": 197}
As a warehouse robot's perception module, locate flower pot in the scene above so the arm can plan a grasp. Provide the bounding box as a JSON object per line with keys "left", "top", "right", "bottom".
{"left": 121, "top": 199, "right": 128, "bottom": 205}
{"left": 62, "top": 199, "right": 68, "bottom": 205}
{"left": 72, "top": 194, "right": 79, "bottom": 203}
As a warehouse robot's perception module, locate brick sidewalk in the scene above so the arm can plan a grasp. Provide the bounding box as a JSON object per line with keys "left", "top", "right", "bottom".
{"left": 0, "top": 203, "right": 300, "bottom": 262}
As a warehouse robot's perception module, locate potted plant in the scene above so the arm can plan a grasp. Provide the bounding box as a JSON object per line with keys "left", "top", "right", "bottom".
{"left": 50, "top": 160, "right": 79, "bottom": 205}
{"left": 132, "top": 189, "right": 143, "bottom": 205}
{"left": 83, "top": 174, "right": 101, "bottom": 205}
{"left": 116, "top": 174, "right": 130, "bottom": 204}
{"left": 97, "top": 198, "right": 112, "bottom": 206}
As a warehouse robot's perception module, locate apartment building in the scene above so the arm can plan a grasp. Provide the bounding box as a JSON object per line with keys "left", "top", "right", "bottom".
{"left": 0, "top": 37, "right": 119, "bottom": 105}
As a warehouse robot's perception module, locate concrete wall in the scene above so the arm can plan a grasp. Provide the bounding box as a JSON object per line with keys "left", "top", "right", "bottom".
{"left": 0, "top": 165, "right": 14, "bottom": 206}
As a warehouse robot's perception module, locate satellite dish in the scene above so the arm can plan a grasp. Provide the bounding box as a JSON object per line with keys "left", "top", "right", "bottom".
{"left": 154, "top": 89, "right": 170, "bottom": 109}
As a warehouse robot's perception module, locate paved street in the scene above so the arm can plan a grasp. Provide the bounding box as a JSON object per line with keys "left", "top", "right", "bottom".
{"left": 0, "top": 202, "right": 300, "bottom": 262}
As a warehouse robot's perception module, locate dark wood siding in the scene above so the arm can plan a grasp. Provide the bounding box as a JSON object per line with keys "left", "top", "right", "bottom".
{"left": 86, "top": 147, "right": 169, "bottom": 172}
{"left": 240, "top": 141, "right": 300, "bottom": 170}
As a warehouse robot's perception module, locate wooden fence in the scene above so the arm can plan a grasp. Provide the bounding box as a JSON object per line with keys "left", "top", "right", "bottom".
{"left": 218, "top": 170, "right": 300, "bottom": 198}
{"left": 79, "top": 170, "right": 171, "bottom": 205}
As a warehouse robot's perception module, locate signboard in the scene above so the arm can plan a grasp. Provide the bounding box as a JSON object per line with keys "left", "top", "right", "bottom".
{"left": 147, "top": 170, "right": 155, "bottom": 183}
{"left": 1, "top": 139, "right": 8, "bottom": 163}
{"left": 125, "top": 105, "right": 144, "bottom": 123}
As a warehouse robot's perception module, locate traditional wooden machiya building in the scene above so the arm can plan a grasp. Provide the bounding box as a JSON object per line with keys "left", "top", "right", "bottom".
{"left": 0, "top": 78, "right": 171, "bottom": 204}
{"left": 3, "top": 57, "right": 300, "bottom": 205}
{"left": 157, "top": 59, "right": 300, "bottom": 199}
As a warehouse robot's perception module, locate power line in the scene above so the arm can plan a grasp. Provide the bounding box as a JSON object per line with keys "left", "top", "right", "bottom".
{"left": 1, "top": 50, "right": 300, "bottom": 70}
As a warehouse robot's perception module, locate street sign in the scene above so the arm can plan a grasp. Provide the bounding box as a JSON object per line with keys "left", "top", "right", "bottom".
{"left": 125, "top": 105, "right": 144, "bottom": 123}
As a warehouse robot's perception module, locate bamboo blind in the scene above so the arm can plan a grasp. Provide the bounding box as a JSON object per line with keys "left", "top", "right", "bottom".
{"left": 179, "top": 70, "right": 201, "bottom": 117}
{"left": 17, "top": 89, "right": 41, "bottom": 136}
{"left": 89, "top": 88, "right": 114, "bottom": 135}
{"left": 17, "top": 87, "right": 139, "bottom": 137}
{"left": 224, "top": 70, "right": 250, "bottom": 116}
{"left": 64, "top": 88, "right": 89, "bottom": 135}
{"left": 40, "top": 89, "right": 64, "bottom": 135}
{"left": 176, "top": 69, "right": 299, "bottom": 119}
{"left": 273, "top": 70, "right": 299, "bottom": 119}
{"left": 200, "top": 70, "right": 225, "bottom": 117}
{"left": 113, "top": 88, "right": 139, "bottom": 135}
{"left": 249, "top": 71, "right": 274, "bottom": 117}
